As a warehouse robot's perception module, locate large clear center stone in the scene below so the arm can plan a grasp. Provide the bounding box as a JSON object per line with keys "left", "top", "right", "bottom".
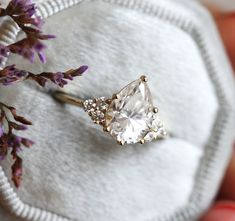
{"left": 105, "top": 78, "right": 163, "bottom": 144}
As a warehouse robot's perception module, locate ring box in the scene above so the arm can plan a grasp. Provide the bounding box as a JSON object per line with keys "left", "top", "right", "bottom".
{"left": 0, "top": 0, "right": 235, "bottom": 221}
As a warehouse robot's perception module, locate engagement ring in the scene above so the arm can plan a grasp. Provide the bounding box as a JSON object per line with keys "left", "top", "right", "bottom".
{"left": 53, "top": 75, "right": 167, "bottom": 145}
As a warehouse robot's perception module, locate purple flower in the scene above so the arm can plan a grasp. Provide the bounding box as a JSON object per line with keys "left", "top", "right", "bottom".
{"left": 52, "top": 72, "right": 68, "bottom": 87}
{"left": 21, "top": 138, "right": 34, "bottom": 147}
{"left": 50, "top": 66, "right": 88, "bottom": 87}
{"left": 33, "top": 41, "right": 47, "bottom": 63}
{"left": 0, "top": 0, "right": 89, "bottom": 189}
{"left": 32, "top": 16, "right": 44, "bottom": 29}
{"left": 0, "top": 44, "right": 10, "bottom": 57}
{"left": 34, "top": 41, "right": 46, "bottom": 51}
{"left": 10, "top": 122, "right": 28, "bottom": 131}
{"left": 23, "top": 65, "right": 88, "bottom": 88}
{"left": 0, "top": 65, "right": 28, "bottom": 85}
{"left": 74, "top": 65, "right": 89, "bottom": 76}
{"left": 3, "top": 0, "right": 55, "bottom": 63}
{"left": 8, "top": 34, "right": 56, "bottom": 63}
{"left": 6, "top": 0, "right": 43, "bottom": 30}
{"left": 11, "top": 156, "right": 23, "bottom": 188}
{"left": 0, "top": 0, "right": 88, "bottom": 189}
{"left": 7, "top": 135, "right": 22, "bottom": 148}
{"left": 37, "top": 51, "right": 46, "bottom": 63}
{"left": 11, "top": 0, "right": 33, "bottom": 6}
{"left": 3, "top": 0, "right": 56, "bottom": 63}
{"left": 20, "top": 47, "right": 35, "bottom": 62}
{"left": 0, "top": 126, "right": 3, "bottom": 137}
{"left": 7, "top": 0, "right": 36, "bottom": 17}
{"left": 63, "top": 65, "right": 88, "bottom": 80}
{"left": 38, "top": 34, "right": 56, "bottom": 40}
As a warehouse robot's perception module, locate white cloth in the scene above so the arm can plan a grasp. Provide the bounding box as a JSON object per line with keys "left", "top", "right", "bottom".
{"left": 0, "top": 0, "right": 234, "bottom": 221}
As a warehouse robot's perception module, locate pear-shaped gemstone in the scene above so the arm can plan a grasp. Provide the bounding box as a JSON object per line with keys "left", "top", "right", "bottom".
{"left": 105, "top": 77, "right": 166, "bottom": 144}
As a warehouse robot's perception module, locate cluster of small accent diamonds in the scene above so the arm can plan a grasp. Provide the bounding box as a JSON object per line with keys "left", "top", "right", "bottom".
{"left": 83, "top": 97, "right": 109, "bottom": 125}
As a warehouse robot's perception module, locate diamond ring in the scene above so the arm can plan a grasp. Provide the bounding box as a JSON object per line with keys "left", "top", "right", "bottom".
{"left": 53, "top": 75, "right": 167, "bottom": 145}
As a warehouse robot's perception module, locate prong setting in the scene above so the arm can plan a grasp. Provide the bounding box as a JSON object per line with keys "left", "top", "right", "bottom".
{"left": 103, "top": 126, "right": 110, "bottom": 132}
{"left": 117, "top": 140, "right": 125, "bottom": 146}
{"left": 112, "top": 94, "right": 118, "bottom": 99}
{"left": 140, "top": 75, "right": 148, "bottom": 82}
{"left": 153, "top": 107, "right": 159, "bottom": 113}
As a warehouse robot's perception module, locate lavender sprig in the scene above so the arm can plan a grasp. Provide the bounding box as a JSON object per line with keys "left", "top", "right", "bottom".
{"left": 0, "top": 64, "right": 88, "bottom": 87}
{"left": 0, "top": 102, "right": 33, "bottom": 187}
{"left": 0, "top": 65, "right": 88, "bottom": 187}
{"left": 0, "top": 0, "right": 55, "bottom": 63}
{"left": 0, "top": 0, "right": 88, "bottom": 188}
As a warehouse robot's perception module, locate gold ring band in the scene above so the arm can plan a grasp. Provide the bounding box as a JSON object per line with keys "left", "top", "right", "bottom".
{"left": 53, "top": 91, "right": 84, "bottom": 108}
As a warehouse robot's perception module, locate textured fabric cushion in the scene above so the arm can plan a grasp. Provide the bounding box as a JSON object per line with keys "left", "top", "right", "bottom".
{"left": 0, "top": 0, "right": 234, "bottom": 221}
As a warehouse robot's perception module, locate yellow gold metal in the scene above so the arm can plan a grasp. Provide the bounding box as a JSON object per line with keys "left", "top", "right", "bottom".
{"left": 117, "top": 140, "right": 125, "bottom": 146}
{"left": 106, "top": 99, "right": 112, "bottom": 104}
{"left": 153, "top": 107, "right": 159, "bottom": 113}
{"left": 112, "top": 94, "right": 118, "bottom": 99}
{"left": 140, "top": 75, "right": 148, "bottom": 82}
{"left": 53, "top": 91, "right": 84, "bottom": 108}
{"left": 103, "top": 127, "right": 110, "bottom": 132}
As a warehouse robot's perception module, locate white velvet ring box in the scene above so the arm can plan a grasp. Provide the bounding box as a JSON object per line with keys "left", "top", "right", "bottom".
{"left": 0, "top": 0, "right": 235, "bottom": 221}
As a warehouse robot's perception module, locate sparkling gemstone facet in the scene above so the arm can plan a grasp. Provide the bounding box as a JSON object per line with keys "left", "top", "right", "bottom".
{"left": 104, "top": 77, "right": 166, "bottom": 144}
{"left": 83, "top": 97, "right": 109, "bottom": 124}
